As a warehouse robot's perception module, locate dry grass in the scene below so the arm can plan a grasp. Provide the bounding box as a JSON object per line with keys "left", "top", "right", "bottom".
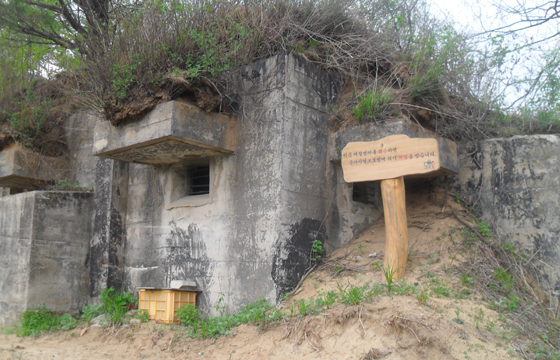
{"left": 3, "top": 0, "right": 558, "bottom": 154}
{"left": 66, "top": 0, "right": 496, "bottom": 139}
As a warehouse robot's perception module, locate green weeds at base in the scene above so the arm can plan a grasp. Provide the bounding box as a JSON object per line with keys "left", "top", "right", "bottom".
{"left": 337, "top": 283, "right": 368, "bottom": 305}
{"left": 99, "top": 287, "right": 135, "bottom": 326}
{"left": 310, "top": 239, "right": 324, "bottom": 263}
{"left": 417, "top": 289, "right": 428, "bottom": 305}
{"left": 9, "top": 307, "right": 77, "bottom": 337}
{"left": 81, "top": 304, "right": 102, "bottom": 324}
{"left": 7, "top": 287, "right": 136, "bottom": 337}
{"left": 176, "top": 297, "right": 282, "bottom": 339}
{"left": 382, "top": 263, "right": 397, "bottom": 293}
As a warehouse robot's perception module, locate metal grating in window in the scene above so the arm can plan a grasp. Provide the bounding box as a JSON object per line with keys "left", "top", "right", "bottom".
{"left": 188, "top": 165, "right": 210, "bottom": 195}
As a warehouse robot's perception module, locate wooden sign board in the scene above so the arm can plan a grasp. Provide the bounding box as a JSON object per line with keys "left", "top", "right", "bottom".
{"left": 341, "top": 135, "right": 440, "bottom": 183}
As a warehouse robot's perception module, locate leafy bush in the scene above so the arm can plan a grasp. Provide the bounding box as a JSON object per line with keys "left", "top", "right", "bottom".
{"left": 99, "top": 287, "right": 135, "bottom": 326}
{"left": 80, "top": 304, "right": 102, "bottom": 324}
{"left": 177, "top": 297, "right": 282, "bottom": 338}
{"left": 310, "top": 239, "right": 324, "bottom": 263}
{"left": 15, "top": 307, "right": 77, "bottom": 337}
{"left": 176, "top": 304, "right": 199, "bottom": 326}
{"left": 58, "top": 313, "right": 77, "bottom": 330}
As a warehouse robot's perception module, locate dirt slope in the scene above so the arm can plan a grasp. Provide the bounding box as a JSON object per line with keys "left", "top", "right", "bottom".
{"left": 1, "top": 187, "right": 529, "bottom": 359}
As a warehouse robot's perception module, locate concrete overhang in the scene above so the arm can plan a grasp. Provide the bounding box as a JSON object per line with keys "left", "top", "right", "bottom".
{"left": 93, "top": 101, "right": 237, "bottom": 165}
{"left": 329, "top": 120, "right": 459, "bottom": 178}
{"left": 0, "top": 143, "right": 67, "bottom": 188}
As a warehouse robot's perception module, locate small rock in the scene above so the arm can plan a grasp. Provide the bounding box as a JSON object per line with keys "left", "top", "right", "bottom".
{"left": 369, "top": 252, "right": 377, "bottom": 258}
{"left": 90, "top": 314, "right": 107, "bottom": 327}
{"left": 130, "top": 318, "right": 141, "bottom": 326}
{"left": 126, "top": 309, "right": 138, "bottom": 317}
{"left": 371, "top": 230, "right": 375, "bottom": 234}
{"left": 356, "top": 255, "right": 364, "bottom": 261}
{"left": 362, "top": 348, "right": 391, "bottom": 359}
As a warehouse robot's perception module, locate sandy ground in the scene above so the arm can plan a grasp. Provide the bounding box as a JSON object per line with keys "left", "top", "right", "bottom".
{"left": 0, "top": 188, "right": 524, "bottom": 360}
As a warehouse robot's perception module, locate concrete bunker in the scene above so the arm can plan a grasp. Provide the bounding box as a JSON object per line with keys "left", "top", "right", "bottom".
{"left": 0, "top": 53, "right": 463, "bottom": 324}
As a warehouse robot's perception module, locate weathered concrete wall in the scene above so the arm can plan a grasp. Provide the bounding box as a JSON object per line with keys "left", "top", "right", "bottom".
{"left": 89, "top": 158, "right": 128, "bottom": 297}
{"left": 458, "top": 135, "right": 560, "bottom": 313}
{"left": 27, "top": 192, "right": 93, "bottom": 312}
{"left": 0, "top": 193, "right": 34, "bottom": 325}
{"left": 0, "top": 191, "right": 93, "bottom": 325}
{"left": 268, "top": 54, "right": 337, "bottom": 299}
{"left": 65, "top": 111, "right": 99, "bottom": 188}
{"left": 87, "top": 53, "right": 341, "bottom": 313}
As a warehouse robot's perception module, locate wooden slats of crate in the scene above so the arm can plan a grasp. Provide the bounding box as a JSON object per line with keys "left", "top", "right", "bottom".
{"left": 138, "top": 289, "right": 197, "bottom": 323}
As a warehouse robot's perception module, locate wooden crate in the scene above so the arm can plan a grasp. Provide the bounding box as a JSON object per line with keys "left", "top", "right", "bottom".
{"left": 138, "top": 289, "right": 197, "bottom": 323}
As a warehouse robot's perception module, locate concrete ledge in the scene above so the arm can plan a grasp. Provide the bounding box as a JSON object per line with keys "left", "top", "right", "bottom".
{"left": 0, "top": 143, "right": 67, "bottom": 189}
{"left": 93, "top": 101, "right": 237, "bottom": 165}
{"left": 328, "top": 120, "right": 459, "bottom": 178}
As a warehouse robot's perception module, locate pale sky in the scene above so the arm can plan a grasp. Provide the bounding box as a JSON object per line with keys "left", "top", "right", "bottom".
{"left": 428, "top": 0, "right": 558, "bottom": 107}
{"left": 429, "top": 0, "right": 498, "bottom": 33}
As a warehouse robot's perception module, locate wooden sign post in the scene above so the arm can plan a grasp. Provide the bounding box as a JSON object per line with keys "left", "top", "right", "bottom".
{"left": 341, "top": 135, "right": 440, "bottom": 280}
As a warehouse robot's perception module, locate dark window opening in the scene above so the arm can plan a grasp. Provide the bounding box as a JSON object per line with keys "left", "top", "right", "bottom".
{"left": 352, "top": 181, "right": 378, "bottom": 205}
{"left": 188, "top": 165, "right": 210, "bottom": 196}
{"left": 168, "top": 162, "right": 211, "bottom": 204}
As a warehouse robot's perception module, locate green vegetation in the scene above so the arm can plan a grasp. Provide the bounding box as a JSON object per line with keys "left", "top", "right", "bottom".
{"left": 310, "top": 239, "right": 324, "bottom": 263}
{"left": 430, "top": 278, "right": 451, "bottom": 297}
{"left": 478, "top": 221, "right": 491, "bottom": 237}
{"left": 4, "top": 0, "right": 557, "bottom": 153}
{"left": 452, "top": 308, "right": 464, "bottom": 324}
{"left": 381, "top": 263, "right": 396, "bottom": 293}
{"left": 98, "top": 287, "right": 135, "bottom": 326}
{"left": 460, "top": 272, "right": 474, "bottom": 287}
{"left": 417, "top": 289, "right": 428, "bottom": 305}
{"left": 473, "top": 307, "right": 484, "bottom": 329}
{"left": 318, "top": 289, "right": 338, "bottom": 309}
{"left": 5, "top": 287, "right": 137, "bottom": 337}
{"left": 493, "top": 267, "right": 514, "bottom": 291}
{"left": 80, "top": 304, "right": 102, "bottom": 324}
{"left": 176, "top": 298, "right": 282, "bottom": 338}
{"left": 48, "top": 179, "right": 93, "bottom": 191}
{"left": 353, "top": 243, "right": 368, "bottom": 255}
{"left": 393, "top": 280, "right": 417, "bottom": 295}
{"left": 337, "top": 283, "right": 368, "bottom": 305}
{"left": 7, "top": 307, "right": 77, "bottom": 337}
{"left": 353, "top": 88, "right": 394, "bottom": 122}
